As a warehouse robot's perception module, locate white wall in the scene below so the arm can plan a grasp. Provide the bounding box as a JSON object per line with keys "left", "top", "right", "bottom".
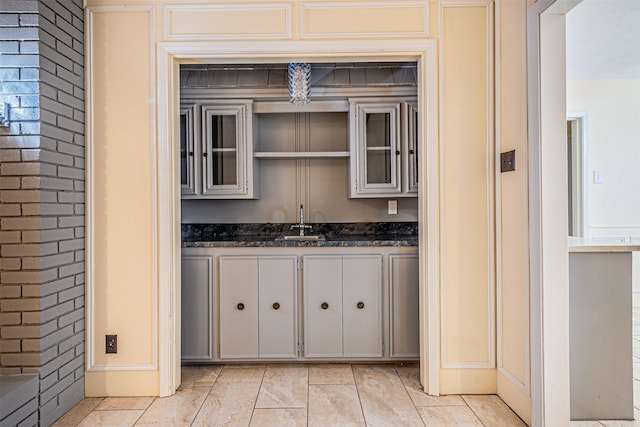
{"left": 567, "top": 80, "right": 640, "bottom": 240}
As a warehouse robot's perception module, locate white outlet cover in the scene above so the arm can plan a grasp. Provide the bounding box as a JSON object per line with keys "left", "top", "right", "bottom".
{"left": 388, "top": 200, "right": 398, "bottom": 215}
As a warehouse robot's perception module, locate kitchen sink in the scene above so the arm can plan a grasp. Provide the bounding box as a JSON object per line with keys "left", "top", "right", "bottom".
{"left": 275, "top": 234, "right": 326, "bottom": 241}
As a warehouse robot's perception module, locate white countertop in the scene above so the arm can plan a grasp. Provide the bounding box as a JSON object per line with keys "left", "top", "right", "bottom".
{"left": 568, "top": 236, "right": 640, "bottom": 253}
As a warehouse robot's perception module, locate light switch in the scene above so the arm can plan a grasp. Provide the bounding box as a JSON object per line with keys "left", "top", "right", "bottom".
{"left": 388, "top": 200, "right": 398, "bottom": 215}
{"left": 594, "top": 170, "right": 603, "bottom": 184}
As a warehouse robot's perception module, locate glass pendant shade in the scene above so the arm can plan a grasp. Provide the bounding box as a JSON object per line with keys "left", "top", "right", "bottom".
{"left": 288, "top": 63, "right": 311, "bottom": 105}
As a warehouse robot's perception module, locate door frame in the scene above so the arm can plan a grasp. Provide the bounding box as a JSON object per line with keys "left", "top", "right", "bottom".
{"left": 528, "top": 0, "right": 582, "bottom": 424}
{"left": 155, "top": 40, "right": 440, "bottom": 396}
{"left": 566, "top": 111, "right": 588, "bottom": 237}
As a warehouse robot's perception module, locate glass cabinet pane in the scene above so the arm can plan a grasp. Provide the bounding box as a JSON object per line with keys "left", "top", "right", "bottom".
{"left": 180, "top": 113, "right": 188, "bottom": 186}
{"left": 365, "top": 112, "right": 391, "bottom": 147}
{"left": 366, "top": 150, "right": 391, "bottom": 184}
{"left": 212, "top": 151, "right": 238, "bottom": 186}
{"left": 408, "top": 104, "right": 419, "bottom": 192}
{"left": 209, "top": 114, "right": 238, "bottom": 186}
{"left": 180, "top": 105, "right": 196, "bottom": 196}
{"left": 210, "top": 115, "right": 237, "bottom": 150}
{"left": 365, "top": 112, "right": 392, "bottom": 184}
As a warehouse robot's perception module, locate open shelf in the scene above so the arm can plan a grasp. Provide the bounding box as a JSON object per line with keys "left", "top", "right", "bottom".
{"left": 254, "top": 151, "right": 349, "bottom": 159}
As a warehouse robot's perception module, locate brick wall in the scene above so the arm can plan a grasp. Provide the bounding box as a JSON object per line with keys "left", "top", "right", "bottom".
{"left": 0, "top": 0, "right": 85, "bottom": 425}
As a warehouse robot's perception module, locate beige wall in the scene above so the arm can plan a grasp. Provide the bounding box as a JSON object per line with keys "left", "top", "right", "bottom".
{"left": 85, "top": 0, "right": 531, "bottom": 408}
{"left": 438, "top": 0, "right": 496, "bottom": 394}
{"left": 567, "top": 80, "right": 640, "bottom": 240}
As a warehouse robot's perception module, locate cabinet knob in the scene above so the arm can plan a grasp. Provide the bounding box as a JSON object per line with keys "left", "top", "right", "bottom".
{"left": 357, "top": 301, "right": 365, "bottom": 309}
{"left": 236, "top": 303, "right": 244, "bottom": 310}
{"left": 321, "top": 302, "right": 329, "bottom": 310}
{"left": 188, "top": 151, "right": 194, "bottom": 156}
{"left": 272, "top": 302, "right": 280, "bottom": 310}
{"left": 409, "top": 149, "right": 414, "bottom": 154}
{"left": 203, "top": 152, "right": 208, "bottom": 157}
{"left": 396, "top": 150, "right": 401, "bottom": 155}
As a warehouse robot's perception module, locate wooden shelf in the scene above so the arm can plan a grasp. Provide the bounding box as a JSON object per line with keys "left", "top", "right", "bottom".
{"left": 254, "top": 151, "right": 349, "bottom": 159}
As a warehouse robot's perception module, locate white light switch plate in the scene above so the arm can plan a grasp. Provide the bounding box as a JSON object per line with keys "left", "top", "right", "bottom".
{"left": 594, "top": 170, "right": 604, "bottom": 184}
{"left": 388, "top": 200, "right": 398, "bottom": 215}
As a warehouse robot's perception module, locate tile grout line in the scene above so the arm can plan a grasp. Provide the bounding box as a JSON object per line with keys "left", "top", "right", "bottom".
{"left": 187, "top": 367, "right": 221, "bottom": 426}
{"left": 351, "top": 364, "right": 370, "bottom": 427}
{"left": 391, "top": 365, "right": 427, "bottom": 426}
{"left": 460, "top": 395, "right": 490, "bottom": 427}
{"left": 247, "top": 363, "right": 268, "bottom": 425}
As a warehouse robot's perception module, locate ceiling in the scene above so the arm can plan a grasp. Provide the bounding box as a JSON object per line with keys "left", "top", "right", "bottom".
{"left": 566, "top": 0, "right": 640, "bottom": 80}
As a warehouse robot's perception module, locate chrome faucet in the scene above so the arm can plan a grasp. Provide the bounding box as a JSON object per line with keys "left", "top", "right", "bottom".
{"left": 290, "top": 204, "right": 313, "bottom": 236}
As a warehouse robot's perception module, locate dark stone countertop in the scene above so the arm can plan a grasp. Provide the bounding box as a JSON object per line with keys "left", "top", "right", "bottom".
{"left": 182, "top": 222, "right": 418, "bottom": 248}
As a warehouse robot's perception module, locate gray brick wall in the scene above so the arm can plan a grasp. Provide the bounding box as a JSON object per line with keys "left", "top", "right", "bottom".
{"left": 0, "top": 0, "right": 85, "bottom": 425}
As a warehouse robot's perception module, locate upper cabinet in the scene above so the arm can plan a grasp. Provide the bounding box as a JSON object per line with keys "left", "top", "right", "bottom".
{"left": 349, "top": 98, "right": 418, "bottom": 198}
{"left": 181, "top": 100, "right": 258, "bottom": 199}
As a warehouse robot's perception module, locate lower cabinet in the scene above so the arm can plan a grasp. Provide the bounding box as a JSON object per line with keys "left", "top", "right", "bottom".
{"left": 181, "top": 255, "right": 214, "bottom": 362}
{"left": 303, "top": 255, "right": 383, "bottom": 358}
{"left": 219, "top": 255, "right": 297, "bottom": 359}
{"left": 183, "top": 247, "right": 418, "bottom": 362}
{"left": 390, "top": 254, "right": 420, "bottom": 358}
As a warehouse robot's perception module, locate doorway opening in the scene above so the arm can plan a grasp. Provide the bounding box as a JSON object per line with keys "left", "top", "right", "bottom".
{"left": 156, "top": 40, "right": 440, "bottom": 397}
{"left": 566, "top": 113, "right": 587, "bottom": 237}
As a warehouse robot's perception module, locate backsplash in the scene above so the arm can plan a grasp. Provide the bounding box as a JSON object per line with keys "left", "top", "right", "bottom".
{"left": 182, "top": 222, "right": 418, "bottom": 242}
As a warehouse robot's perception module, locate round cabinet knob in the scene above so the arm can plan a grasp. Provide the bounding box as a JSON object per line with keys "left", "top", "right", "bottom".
{"left": 409, "top": 149, "right": 414, "bottom": 154}
{"left": 236, "top": 303, "right": 244, "bottom": 310}
{"left": 396, "top": 150, "right": 401, "bottom": 155}
{"left": 357, "top": 301, "right": 365, "bottom": 309}
{"left": 272, "top": 302, "right": 280, "bottom": 310}
{"left": 203, "top": 152, "right": 208, "bottom": 157}
{"left": 321, "top": 302, "right": 329, "bottom": 310}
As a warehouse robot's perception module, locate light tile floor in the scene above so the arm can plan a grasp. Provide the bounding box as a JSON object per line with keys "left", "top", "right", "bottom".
{"left": 53, "top": 363, "right": 527, "bottom": 426}
{"left": 53, "top": 308, "right": 640, "bottom": 427}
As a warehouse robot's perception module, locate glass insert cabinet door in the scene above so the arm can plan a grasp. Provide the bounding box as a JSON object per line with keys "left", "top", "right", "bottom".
{"left": 350, "top": 101, "right": 402, "bottom": 196}
{"left": 180, "top": 104, "right": 197, "bottom": 195}
{"left": 406, "top": 102, "right": 419, "bottom": 194}
{"left": 202, "top": 103, "right": 249, "bottom": 197}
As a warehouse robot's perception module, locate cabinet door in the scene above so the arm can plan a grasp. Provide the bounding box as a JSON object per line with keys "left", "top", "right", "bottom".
{"left": 181, "top": 255, "right": 214, "bottom": 361}
{"left": 405, "top": 102, "right": 419, "bottom": 194}
{"left": 350, "top": 100, "right": 402, "bottom": 197}
{"left": 303, "top": 256, "right": 343, "bottom": 358}
{"left": 180, "top": 104, "right": 198, "bottom": 196}
{"left": 390, "top": 254, "right": 420, "bottom": 358}
{"left": 219, "top": 256, "right": 258, "bottom": 358}
{"left": 201, "top": 101, "right": 254, "bottom": 198}
{"left": 343, "top": 255, "right": 383, "bottom": 357}
{"left": 258, "top": 256, "right": 297, "bottom": 358}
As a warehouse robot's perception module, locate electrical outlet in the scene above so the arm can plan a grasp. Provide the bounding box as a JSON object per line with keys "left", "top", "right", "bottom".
{"left": 388, "top": 200, "right": 398, "bottom": 215}
{"left": 106, "top": 335, "right": 117, "bottom": 354}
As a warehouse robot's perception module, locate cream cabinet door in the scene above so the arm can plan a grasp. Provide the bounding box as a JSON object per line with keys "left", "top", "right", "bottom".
{"left": 181, "top": 255, "right": 214, "bottom": 361}
{"left": 389, "top": 254, "right": 420, "bottom": 358}
{"left": 258, "top": 256, "right": 297, "bottom": 358}
{"left": 303, "top": 256, "right": 343, "bottom": 358}
{"left": 343, "top": 255, "right": 383, "bottom": 357}
{"left": 219, "top": 256, "right": 259, "bottom": 359}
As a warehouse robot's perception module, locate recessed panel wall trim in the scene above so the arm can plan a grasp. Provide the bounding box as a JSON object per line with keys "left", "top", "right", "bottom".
{"left": 164, "top": 4, "right": 292, "bottom": 41}
{"left": 438, "top": 0, "right": 495, "bottom": 372}
{"left": 85, "top": 5, "right": 158, "bottom": 374}
{"left": 300, "top": 1, "right": 429, "bottom": 39}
